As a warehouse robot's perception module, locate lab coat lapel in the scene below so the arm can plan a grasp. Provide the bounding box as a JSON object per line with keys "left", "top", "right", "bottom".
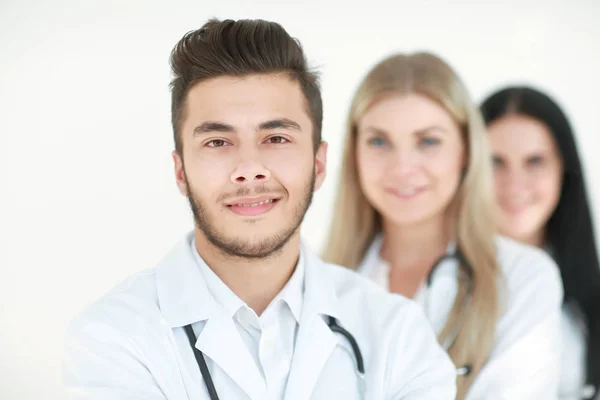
{"left": 284, "top": 314, "right": 339, "bottom": 400}
{"left": 284, "top": 245, "right": 341, "bottom": 400}
{"left": 156, "top": 233, "right": 267, "bottom": 400}
{"left": 194, "top": 310, "right": 268, "bottom": 400}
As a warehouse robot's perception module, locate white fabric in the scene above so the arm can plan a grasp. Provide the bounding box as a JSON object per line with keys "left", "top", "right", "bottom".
{"left": 559, "top": 302, "right": 592, "bottom": 399}
{"left": 358, "top": 234, "right": 564, "bottom": 399}
{"left": 63, "top": 231, "right": 458, "bottom": 400}
{"left": 545, "top": 246, "right": 592, "bottom": 400}
{"left": 191, "top": 239, "right": 303, "bottom": 400}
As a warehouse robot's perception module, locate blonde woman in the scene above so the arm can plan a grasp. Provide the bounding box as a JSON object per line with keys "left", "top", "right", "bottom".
{"left": 324, "top": 53, "right": 563, "bottom": 399}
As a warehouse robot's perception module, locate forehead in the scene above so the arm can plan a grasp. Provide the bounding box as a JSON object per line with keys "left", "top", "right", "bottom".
{"left": 489, "top": 115, "right": 556, "bottom": 154}
{"left": 358, "top": 93, "right": 457, "bottom": 132}
{"left": 182, "top": 73, "right": 311, "bottom": 131}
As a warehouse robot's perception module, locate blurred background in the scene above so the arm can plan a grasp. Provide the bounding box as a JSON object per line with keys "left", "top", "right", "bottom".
{"left": 1, "top": 0, "right": 599, "bottom": 398}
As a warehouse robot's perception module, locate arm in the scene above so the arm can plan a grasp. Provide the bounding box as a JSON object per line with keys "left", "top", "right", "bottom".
{"left": 386, "top": 301, "right": 458, "bottom": 399}
{"left": 63, "top": 312, "right": 168, "bottom": 400}
{"left": 466, "top": 250, "right": 563, "bottom": 399}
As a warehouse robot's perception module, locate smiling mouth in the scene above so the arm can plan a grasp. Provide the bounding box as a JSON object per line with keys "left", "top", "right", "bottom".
{"left": 387, "top": 187, "right": 425, "bottom": 199}
{"left": 225, "top": 197, "right": 281, "bottom": 216}
{"left": 504, "top": 204, "right": 530, "bottom": 215}
{"left": 228, "top": 199, "right": 278, "bottom": 208}
{"left": 396, "top": 189, "right": 418, "bottom": 196}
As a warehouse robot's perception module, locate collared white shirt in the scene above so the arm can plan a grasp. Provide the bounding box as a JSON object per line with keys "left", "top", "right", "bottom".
{"left": 359, "top": 234, "right": 564, "bottom": 399}
{"left": 190, "top": 240, "right": 304, "bottom": 400}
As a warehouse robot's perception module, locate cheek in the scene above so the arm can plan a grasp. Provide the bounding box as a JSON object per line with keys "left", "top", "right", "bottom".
{"left": 493, "top": 171, "right": 510, "bottom": 199}
{"left": 356, "top": 149, "right": 386, "bottom": 189}
{"left": 428, "top": 149, "right": 463, "bottom": 189}
{"left": 184, "top": 153, "right": 231, "bottom": 192}
{"left": 264, "top": 150, "right": 313, "bottom": 187}
{"left": 535, "top": 174, "right": 562, "bottom": 207}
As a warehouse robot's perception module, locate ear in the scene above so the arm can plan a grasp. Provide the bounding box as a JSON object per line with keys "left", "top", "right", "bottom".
{"left": 172, "top": 150, "right": 189, "bottom": 197}
{"left": 313, "top": 141, "right": 328, "bottom": 191}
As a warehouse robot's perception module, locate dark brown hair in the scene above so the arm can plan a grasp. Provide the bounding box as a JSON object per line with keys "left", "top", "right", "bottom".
{"left": 169, "top": 18, "right": 322, "bottom": 154}
{"left": 481, "top": 86, "right": 600, "bottom": 393}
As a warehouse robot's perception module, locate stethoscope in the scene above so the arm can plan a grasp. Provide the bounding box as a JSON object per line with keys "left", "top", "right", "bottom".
{"left": 429, "top": 251, "right": 600, "bottom": 399}
{"left": 426, "top": 247, "right": 474, "bottom": 378}
{"left": 183, "top": 247, "right": 472, "bottom": 399}
{"left": 184, "top": 315, "right": 365, "bottom": 400}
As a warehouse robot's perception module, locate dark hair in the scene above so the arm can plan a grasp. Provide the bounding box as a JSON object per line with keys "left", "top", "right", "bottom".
{"left": 169, "top": 18, "right": 322, "bottom": 154}
{"left": 481, "top": 86, "right": 600, "bottom": 393}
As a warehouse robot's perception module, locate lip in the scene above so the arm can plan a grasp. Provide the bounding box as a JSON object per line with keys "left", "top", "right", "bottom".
{"left": 225, "top": 195, "right": 281, "bottom": 206}
{"left": 385, "top": 187, "right": 426, "bottom": 200}
{"left": 225, "top": 195, "right": 281, "bottom": 217}
{"left": 503, "top": 204, "right": 530, "bottom": 215}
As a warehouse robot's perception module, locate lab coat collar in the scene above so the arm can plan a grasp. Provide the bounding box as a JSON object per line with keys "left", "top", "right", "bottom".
{"left": 189, "top": 236, "right": 304, "bottom": 323}
{"left": 283, "top": 240, "right": 346, "bottom": 400}
{"left": 156, "top": 232, "right": 212, "bottom": 328}
{"left": 156, "top": 231, "right": 342, "bottom": 328}
{"left": 190, "top": 238, "right": 246, "bottom": 319}
{"left": 155, "top": 232, "right": 355, "bottom": 400}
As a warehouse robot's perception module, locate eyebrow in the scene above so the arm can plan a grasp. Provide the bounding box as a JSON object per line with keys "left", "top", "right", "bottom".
{"left": 361, "top": 126, "right": 389, "bottom": 136}
{"left": 414, "top": 125, "right": 448, "bottom": 135}
{"left": 361, "top": 125, "right": 447, "bottom": 136}
{"left": 193, "top": 122, "right": 235, "bottom": 135}
{"left": 193, "top": 118, "right": 301, "bottom": 136}
{"left": 258, "top": 118, "right": 302, "bottom": 132}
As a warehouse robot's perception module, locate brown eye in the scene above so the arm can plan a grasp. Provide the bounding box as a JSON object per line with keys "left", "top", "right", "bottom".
{"left": 492, "top": 156, "right": 504, "bottom": 168}
{"left": 266, "top": 136, "right": 289, "bottom": 144}
{"left": 207, "top": 139, "right": 227, "bottom": 147}
{"left": 527, "top": 156, "right": 544, "bottom": 166}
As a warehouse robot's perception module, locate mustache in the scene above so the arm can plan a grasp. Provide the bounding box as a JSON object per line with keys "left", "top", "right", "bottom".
{"left": 216, "top": 184, "right": 286, "bottom": 203}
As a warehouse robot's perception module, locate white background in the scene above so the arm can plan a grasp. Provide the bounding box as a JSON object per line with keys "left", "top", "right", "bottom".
{"left": 1, "top": 0, "right": 599, "bottom": 398}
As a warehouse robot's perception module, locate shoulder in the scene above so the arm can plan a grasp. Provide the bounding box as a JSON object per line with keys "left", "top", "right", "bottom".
{"left": 492, "top": 235, "right": 563, "bottom": 339}
{"left": 62, "top": 268, "right": 175, "bottom": 392}
{"left": 66, "top": 268, "right": 162, "bottom": 340}
{"left": 495, "top": 235, "right": 563, "bottom": 301}
{"left": 321, "top": 261, "right": 419, "bottom": 324}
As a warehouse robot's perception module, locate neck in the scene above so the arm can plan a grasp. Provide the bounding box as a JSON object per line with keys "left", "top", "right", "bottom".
{"left": 381, "top": 216, "right": 453, "bottom": 271}
{"left": 194, "top": 230, "right": 301, "bottom": 316}
{"left": 522, "top": 229, "right": 546, "bottom": 248}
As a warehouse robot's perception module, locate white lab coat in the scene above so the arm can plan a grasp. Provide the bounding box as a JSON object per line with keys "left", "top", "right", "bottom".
{"left": 358, "top": 234, "right": 564, "bottom": 399}
{"left": 560, "top": 302, "right": 594, "bottom": 399}
{"left": 63, "top": 232, "right": 457, "bottom": 400}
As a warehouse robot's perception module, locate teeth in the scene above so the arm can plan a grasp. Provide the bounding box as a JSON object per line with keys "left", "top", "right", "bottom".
{"left": 397, "top": 189, "right": 417, "bottom": 196}
{"left": 235, "top": 199, "right": 275, "bottom": 207}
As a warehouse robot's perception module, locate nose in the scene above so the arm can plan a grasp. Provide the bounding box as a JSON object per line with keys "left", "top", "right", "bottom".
{"left": 230, "top": 159, "right": 271, "bottom": 184}
{"left": 502, "top": 169, "right": 529, "bottom": 195}
{"left": 389, "top": 149, "right": 418, "bottom": 176}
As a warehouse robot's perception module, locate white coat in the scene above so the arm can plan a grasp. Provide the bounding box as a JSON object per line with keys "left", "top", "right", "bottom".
{"left": 358, "top": 234, "right": 564, "bottom": 399}
{"left": 63, "top": 232, "right": 457, "bottom": 400}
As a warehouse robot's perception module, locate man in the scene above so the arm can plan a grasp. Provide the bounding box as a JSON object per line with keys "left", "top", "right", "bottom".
{"left": 63, "top": 18, "right": 457, "bottom": 399}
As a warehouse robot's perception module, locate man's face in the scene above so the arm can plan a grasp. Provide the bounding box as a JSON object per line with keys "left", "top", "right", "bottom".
{"left": 173, "top": 73, "right": 327, "bottom": 259}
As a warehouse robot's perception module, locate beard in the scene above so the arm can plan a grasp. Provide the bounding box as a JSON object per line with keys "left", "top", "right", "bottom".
{"left": 184, "top": 169, "right": 316, "bottom": 260}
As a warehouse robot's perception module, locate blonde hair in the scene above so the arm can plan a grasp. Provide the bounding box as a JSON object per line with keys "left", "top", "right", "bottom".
{"left": 323, "top": 52, "right": 501, "bottom": 399}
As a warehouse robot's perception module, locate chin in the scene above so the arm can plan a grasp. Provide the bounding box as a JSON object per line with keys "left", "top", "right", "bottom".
{"left": 387, "top": 212, "right": 432, "bottom": 227}
{"left": 501, "top": 226, "right": 534, "bottom": 242}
